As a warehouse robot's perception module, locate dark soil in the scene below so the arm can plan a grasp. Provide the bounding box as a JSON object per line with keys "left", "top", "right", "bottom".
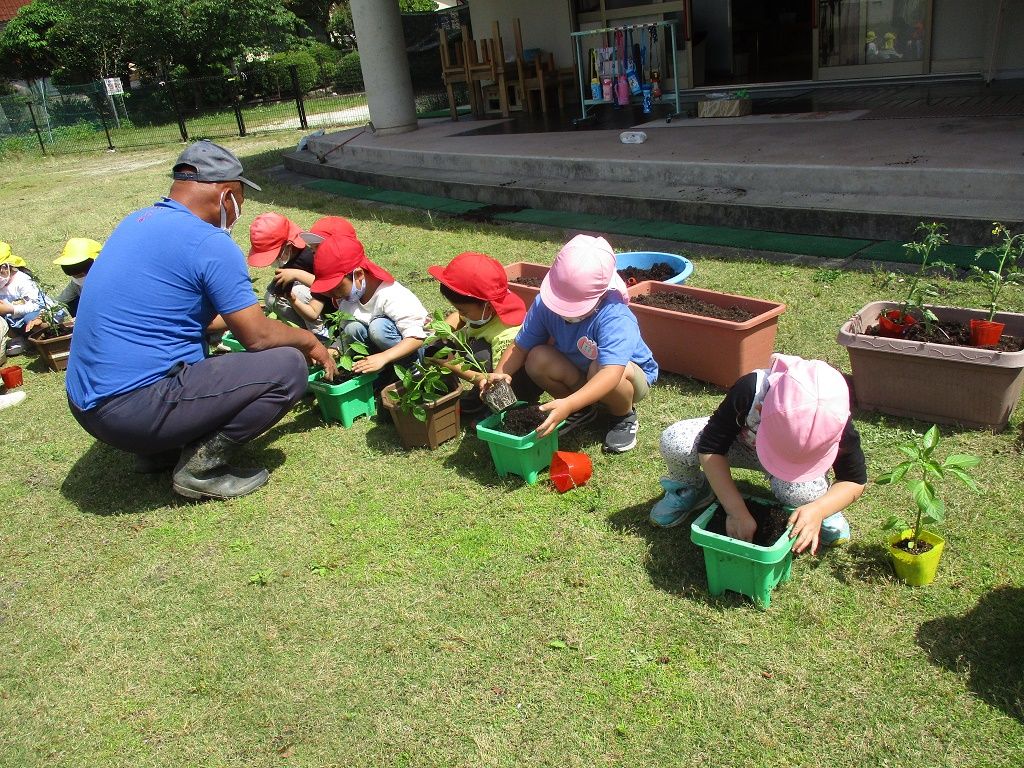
{"left": 29, "top": 323, "right": 73, "bottom": 341}
{"left": 893, "top": 537, "right": 934, "bottom": 556}
{"left": 618, "top": 262, "right": 676, "bottom": 283}
{"left": 513, "top": 276, "right": 543, "bottom": 287}
{"left": 633, "top": 292, "right": 755, "bottom": 322}
{"left": 706, "top": 499, "right": 790, "bottom": 547}
{"left": 867, "top": 319, "right": 1024, "bottom": 352}
{"left": 498, "top": 404, "right": 547, "bottom": 436}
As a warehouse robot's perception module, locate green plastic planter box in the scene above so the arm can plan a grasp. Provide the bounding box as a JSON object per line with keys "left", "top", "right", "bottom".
{"left": 219, "top": 331, "right": 246, "bottom": 352}
{"left": 475, "top": 406, "right": 564, "bottom": 485}
{"left": 690, "top": 497, "right": 795, "bottom": 609}
{"left": 308, "top": 370, "right": 378, "bottom": 427}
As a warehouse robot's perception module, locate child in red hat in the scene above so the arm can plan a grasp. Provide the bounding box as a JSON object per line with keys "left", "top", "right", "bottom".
{"left": 427, "top": 252, "right": 542, "bottom": 416}
{"left": 310, "top": 233, "right": 429, "bottom": 386}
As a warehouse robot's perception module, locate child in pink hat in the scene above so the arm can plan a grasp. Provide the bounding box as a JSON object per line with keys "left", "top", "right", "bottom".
{"left": 651, "top": 354, "right": 866, "bottom": 555}
{"left": 484, "top": 234, "right": 658, "bottom": 453}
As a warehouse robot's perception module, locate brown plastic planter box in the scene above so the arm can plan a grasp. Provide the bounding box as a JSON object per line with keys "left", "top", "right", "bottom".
{"left": 381, "top": 381, "right": 463, "bottom": 449}
{"left": 29, "top": 329, "right": 73, "bottom": 372}
{"left": 504, "top": 262, "right": 549, "bottom": 308}
{"left": 698, "top": 98, "right": 752, "bottom": 118}
{"left": 627, "top": 281, "right": 786, "bottom": 387}
{"left": 837, "top": 301, "right": 1024, "bottom": 430}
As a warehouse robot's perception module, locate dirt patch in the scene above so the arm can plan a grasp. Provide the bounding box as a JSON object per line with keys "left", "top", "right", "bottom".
{"left": 868, "top": 319, "right": 1024, "bottom": 352}
{"left": 512, "top": 276, "right": 543, "bottom": 287}
{"left": 706, "top": 499, "right": 790, "bottom": 547}
{"left": 619, "top": 262, "right": 676, "bottom": 283}
{"left": 892, "top": 536, "right": 935, "bottom": 556}
{"left": 498, "top": 404, "right": 547, "bottom": 436}
{"left": 632, "top": 292, "right": 755, "bottom": 322}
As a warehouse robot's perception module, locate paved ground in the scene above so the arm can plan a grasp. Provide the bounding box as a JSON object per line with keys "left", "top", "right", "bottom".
{"left": 283, "top": 77, "right": 1024, "bottom": 244}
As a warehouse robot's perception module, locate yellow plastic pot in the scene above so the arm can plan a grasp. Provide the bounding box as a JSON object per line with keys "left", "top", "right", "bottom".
{"left": 888, "top": 529, "right": 945, "bottom": 586}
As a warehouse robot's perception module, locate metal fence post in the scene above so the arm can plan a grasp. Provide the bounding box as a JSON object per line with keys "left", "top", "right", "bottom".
{"left": 290, "top": 65, "right": 309, "bottom": 130}
{"left": 162, "top": 80, "right": 189, "bottom": 142}
{"left": 95, "top": 87, "right": 116, "bottom": 151}
{"left": 25, "top": 100, "right": 47, "bottom": 155}
{"left": 229, "top": 76, "right": 246, "bottom": 137}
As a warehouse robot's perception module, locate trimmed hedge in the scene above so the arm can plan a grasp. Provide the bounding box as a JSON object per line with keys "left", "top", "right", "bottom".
{"left": 334, "top": 51, "right": 365, "bottom": 93}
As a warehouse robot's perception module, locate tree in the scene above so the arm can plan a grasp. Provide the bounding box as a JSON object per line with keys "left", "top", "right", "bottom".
{"left": 0, "top": 0, "right": 68, "bottom": 81}
{"left": 329, "top": 0, "right": 437, "bottom": 48}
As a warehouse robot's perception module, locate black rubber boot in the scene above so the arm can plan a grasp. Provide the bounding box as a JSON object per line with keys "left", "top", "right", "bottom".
{"left": 171, "top": 432, "right": 269, "bottom": 500}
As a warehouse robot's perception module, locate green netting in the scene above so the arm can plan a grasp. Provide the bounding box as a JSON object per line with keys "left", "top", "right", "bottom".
{"left": 855, "top": 240, "right": 982, "bottom": 269}
{"left": 305, "top": 179, "right": 485, "bottom": 214}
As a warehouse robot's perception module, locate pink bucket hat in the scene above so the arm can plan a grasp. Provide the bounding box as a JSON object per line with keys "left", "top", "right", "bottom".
{"left": 756, "top": 355, "right": 851, "bottom": 483}
{"left": 540, "top": 234, "right": 629, "bottom": 317}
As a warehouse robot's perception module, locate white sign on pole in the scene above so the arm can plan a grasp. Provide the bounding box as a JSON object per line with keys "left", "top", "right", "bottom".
{"left": 103, "top": 77, "right": 124, "bottom": 96}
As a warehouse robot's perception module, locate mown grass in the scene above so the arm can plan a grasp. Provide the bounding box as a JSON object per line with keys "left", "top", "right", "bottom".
{"left": 1, "top": 136, "right": 1022, "bottom": 767}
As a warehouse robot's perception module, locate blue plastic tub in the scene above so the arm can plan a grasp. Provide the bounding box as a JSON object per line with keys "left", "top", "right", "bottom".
{"left": 616, "top": 251, "right": 693, "bottom": 285}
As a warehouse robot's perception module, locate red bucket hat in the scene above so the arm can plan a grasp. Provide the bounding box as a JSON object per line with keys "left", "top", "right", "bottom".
{"left": 427, "top": 252, "right": 526, "bottom": 325}
{"left": 247, "top": 213, "right": 321, "bottom": 267}
{"left": 310, "top": 216, "right": 356, "bottom": 241}
{"left": 310, "top": 234, "right": 393, "bottom": 294}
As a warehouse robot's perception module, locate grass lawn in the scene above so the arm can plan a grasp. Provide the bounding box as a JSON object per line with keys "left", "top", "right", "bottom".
{"left": 1, "top": 136, "right": 1022, "bottom": 767}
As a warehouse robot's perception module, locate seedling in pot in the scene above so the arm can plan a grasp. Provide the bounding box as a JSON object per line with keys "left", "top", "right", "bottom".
{"left": 968, "top": 222, "right": 1024, "bottom": 345}
{"left": 321, "top": 308, "right": 369, "bottom": 378}
{"left": 29, "top": 280, "right": 72, "bottom": 339}
{"left": 878, "top": 222, "right": 952, "bottom": 338}
{"left": 876, "top": 425, "right": 980, "bottom": 554}
{"left": 422, "top": 310, "right": 518, "bottom": 413}
{"left": 389, "top": 361, "right": 457, "bottom": 422}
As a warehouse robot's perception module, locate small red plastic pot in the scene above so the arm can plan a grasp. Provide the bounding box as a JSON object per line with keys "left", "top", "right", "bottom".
{"left": 0, "top": 365, "right": 23, "bottom": 388}
{"left": 550, "top": 451, "right": 592, "bottom": 493}
{"left": 876, "top": 310, "right": 917, "bottom": 338}
{"left": 969, "top": 319, "right": 1005, "bottom": 347}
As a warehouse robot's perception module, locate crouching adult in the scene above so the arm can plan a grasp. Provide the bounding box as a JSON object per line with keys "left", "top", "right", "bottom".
{"left": 65, "top": 140, "right": 337, "bottom": 500}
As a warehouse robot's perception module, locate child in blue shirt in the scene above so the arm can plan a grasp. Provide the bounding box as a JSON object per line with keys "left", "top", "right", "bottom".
{"left": 486, "top": 235, "right": 658, "bottom": 453}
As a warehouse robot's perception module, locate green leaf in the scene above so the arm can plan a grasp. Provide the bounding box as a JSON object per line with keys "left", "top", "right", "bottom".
{"left": 912, "top": 479, "right": 936, "bottom": 515}
{"left": 944, "top": 453, "right": 981, "bottom": 469}
{"left": 880, "top": 514, "right": 904, "bottom": 531}
{"left": 349, "top": 341, "right": 369, "bottom": 356}
{"left": 926, "top": 498, "right": 946, "bottom": 524}
{"left": 945, "top": 467, "right": 981, "bottom": 491}
{"left": 922, "top": 425, "right": 940, "bottom": 452}
{"left": 547, "top": 639, "right": 567, "bottom": 649}
{"left": 923, "top": 460, "right": 944, "bottom": 479}
{"left": 897, "top": 445, "right": 919, "bottom": 460}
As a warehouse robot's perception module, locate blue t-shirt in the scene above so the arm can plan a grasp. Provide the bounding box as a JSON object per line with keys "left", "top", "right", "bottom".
{"left": 515, "top": 293, "right": 659, "bottom": 385}
{"left": 66, "top": 198, "right": 257, "bottom": 410}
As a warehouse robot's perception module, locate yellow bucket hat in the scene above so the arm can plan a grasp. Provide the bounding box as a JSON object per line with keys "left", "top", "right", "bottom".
{"left": 53, "top": 238, "right": 103, "bottom": 266}
{"left": 0, "top": 242, "right": 27, "bottom": 269}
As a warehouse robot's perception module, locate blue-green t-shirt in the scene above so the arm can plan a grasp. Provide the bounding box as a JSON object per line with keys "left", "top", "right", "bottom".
{"left": 514, "top": 293, "right": 659, "bottom": 385}
{"left": 66, "top": 198, "right": 257, "bottom": 410}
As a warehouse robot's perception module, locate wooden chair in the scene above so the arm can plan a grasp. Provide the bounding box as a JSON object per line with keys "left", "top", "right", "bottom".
{"left": 438, "top": 25, "right": 475, "bottom": 120}
{"left": 464, "top": 22, "right": 511, "bottom": 118}
{"left": 512, "top": 17, "right": 572, "bottom": 115}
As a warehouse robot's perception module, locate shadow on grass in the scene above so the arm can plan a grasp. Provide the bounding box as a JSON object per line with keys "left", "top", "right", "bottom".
{"left": 826, "top": 541, "right": 894, "bottom": 585}
{"left": 917, "top": 585, "right": 1024, "bottom": 723}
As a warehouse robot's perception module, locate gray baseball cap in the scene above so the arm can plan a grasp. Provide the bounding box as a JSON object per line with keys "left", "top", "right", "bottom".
{"left": 172, "top": 139, "right": 262, "bottom": 191}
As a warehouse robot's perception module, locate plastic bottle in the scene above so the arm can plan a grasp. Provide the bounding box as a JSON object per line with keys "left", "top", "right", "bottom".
{"left": 591, "top": 78, "right": 602, "bottom": 101}
{"left": 601, "top": 77, "right": 613, "bottom": 100}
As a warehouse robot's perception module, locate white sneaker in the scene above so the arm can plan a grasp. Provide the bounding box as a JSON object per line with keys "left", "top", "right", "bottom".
{"left": 0, "top": 391, "right": 26, "bottom": 410}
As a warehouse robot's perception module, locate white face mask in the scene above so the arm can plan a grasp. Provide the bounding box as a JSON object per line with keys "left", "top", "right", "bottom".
{"left": 347, "top": 271, "right": 366, "bottom": 303}
{"left": 219, "top": 191, "right": 240, "bottom": 233}
{"left": 71, "top": 276, "right": 86, "bottom": 287}
{"left": 463, "top": 306, "right": 493, "bottom": 327}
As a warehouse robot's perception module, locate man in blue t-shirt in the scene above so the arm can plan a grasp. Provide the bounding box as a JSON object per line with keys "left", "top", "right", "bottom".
{"left": 66, "top": 140, "right": 337, "bottom": 500}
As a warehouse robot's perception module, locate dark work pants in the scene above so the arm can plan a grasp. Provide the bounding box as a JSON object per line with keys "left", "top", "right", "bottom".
{"left": 69, "top": 347, "right": 308, "bottom": 455}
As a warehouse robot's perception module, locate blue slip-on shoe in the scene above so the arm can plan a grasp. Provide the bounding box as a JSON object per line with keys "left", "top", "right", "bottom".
{"left": 819, "top": 511, "right": 851, "bottom": 548}
{"left": 649, "top": 477, "right": 715, "bottom": 528}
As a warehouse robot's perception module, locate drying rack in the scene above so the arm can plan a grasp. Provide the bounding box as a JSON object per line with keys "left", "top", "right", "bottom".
{"left": 570, "top": 20, "right": 682, "bottom": 125}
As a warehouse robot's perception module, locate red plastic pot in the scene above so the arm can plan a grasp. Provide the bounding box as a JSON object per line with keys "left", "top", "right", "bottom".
{"left": 876, "top": 310, "right": 917, "bottom": 338}
{"left": 550, "top": 451, "right": 592, "bottom": 492}
{"left": 0, "top": 365, "right": 23, "bottom": 388}
{"left": 969, "top": 319, "right": 1005, "bottom": 347}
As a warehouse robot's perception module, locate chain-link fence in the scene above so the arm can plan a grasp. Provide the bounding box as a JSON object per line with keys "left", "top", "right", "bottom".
{"left": 0, "top": 67, "right": 371, "bottom": 156}
{"left": 0, "top": 5, "right": 471, "bottom": 156}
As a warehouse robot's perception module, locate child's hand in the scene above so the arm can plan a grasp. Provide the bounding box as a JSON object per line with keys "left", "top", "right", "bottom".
{"left": 478, "top": 371, "right": 512, "bottom": 393}
{"left": 788, "top": 503, "right": 825, "bottom": 555}
{"left": 536, "top": 399, "right": 572, "bottom": 438}
{"left": 726, "top": 507, "right": 757, "bottom": 542}
{"left": 352, "top": 352, "right": 388, "bottom": 374}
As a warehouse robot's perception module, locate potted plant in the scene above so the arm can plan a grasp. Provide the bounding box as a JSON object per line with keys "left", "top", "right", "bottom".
{"left": 422, "top": 310, "right": 518, "bottom": 413}
{"left": 689, "top": 495, "right": 795, "bottom": 609}
{"left": 475, "top": 404, "right": 564, "bottom": 485}
{"left": 838, "top": 222, "right": 1024, "bottom": 430}
{"left": 968, "top": 222, "right": 1024, "bottom": 347}
{"left": 307, "top": 309, "right": 378, "bottom": 427}
{"left": 874, "top": 222, "right": 950, "bottom": 338}
{"left": 27, "top": 289, "right": 73, "bottom": 372}
{"left": 381, "top": 361, "right": 463, "bottom": 450}
{"left": 627, "top": 280, "right": 786, "bottom": 387}
{"left": 876, "top": 425, "right": 980, "bottom": 586}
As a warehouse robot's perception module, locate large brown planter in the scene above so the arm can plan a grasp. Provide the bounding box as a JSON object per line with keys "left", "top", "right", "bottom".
{"left": 504, "top": 262, "right": 548, "bottom": 309}
{"left": 381, "top": 381, "right": 463, "bottom": 449}
{"left": 837, "top": 301, "right": 1024, "bottom": 430}
{"left": 28, "top": 328, "right": 73, "bottom": 372}
{"left": 627, "top": 281, "right": 786, "bottom": 387}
